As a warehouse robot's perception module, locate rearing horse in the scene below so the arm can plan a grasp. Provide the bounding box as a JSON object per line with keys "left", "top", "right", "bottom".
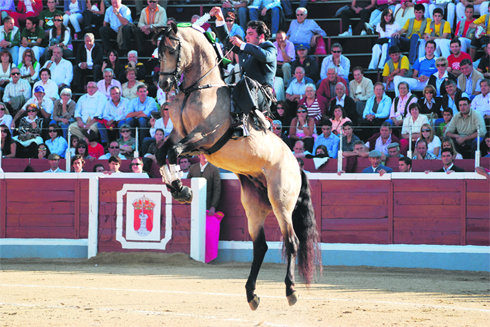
{"left": 156, "top": 23, "right": 321, "bottom": 310}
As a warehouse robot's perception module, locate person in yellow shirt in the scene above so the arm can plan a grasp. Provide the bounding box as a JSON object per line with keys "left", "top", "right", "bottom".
{"left": 469, "top": 13, "right": 490, "bottom": 60}
{"left": 382, "top": 45, "right": 410, "bottom": 91}
{"left": 418, "top": 8, "right": 452, "bottom": 59}
{"left": 392, "top": 4, "right": 431, "bottom": 64}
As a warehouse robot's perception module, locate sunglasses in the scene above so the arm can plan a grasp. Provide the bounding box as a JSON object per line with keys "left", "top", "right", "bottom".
{"left": 332, "top": 50, "right": 341, "bottom": 53}
{"left": 225, "top": 19, "right": 234, "bottom": 22}
{"left": 27, "top": 109, "right": 36, "bottom": 113}
{"left": 436, "top": 64, "right": 446, "bottom": 67}
{"left": 422, "top": 129, "right": 431, "bottom": 132}
{"left": 11, "top": 72, "right": 20, "bottom": 75}
{"left": 38, "top": 148, "right": 47, "bottom": 151}
{"left": 54, "top": 19, "right": 63, "bottom": 22}
{"left": 296, "top": 13, "right": 305, "bottom": 16}
{"left": 109, "top": 146, "right": 119, "bottom": 149}
{"left": 149, "top": 0, "right": 158, "bottom": 3}
{"left": 1, "top": 129, "right": 7, "bottom": 133}
{"left": 121, "top": 130, "right": 130, "bottom": 133}
{"left": 131, "top": 162, "right": 142, "bottom": 166}
{"left": 163, "top": 108, "right": 169, "bottom": 111}
{"left": 48, "top": 129, "right": 56, "bottom": 133}
{"left": 0, "top": 108, "right": 5, "bottom": 111}
{"left": 297, "top": 110, "right": 306, "bottom": 113}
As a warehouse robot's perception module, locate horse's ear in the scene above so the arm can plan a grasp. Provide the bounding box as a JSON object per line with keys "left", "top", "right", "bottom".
{"left": 170, "top": 21, "right": 178, "bottom": 35}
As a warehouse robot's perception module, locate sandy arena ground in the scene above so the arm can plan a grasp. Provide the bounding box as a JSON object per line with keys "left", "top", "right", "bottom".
{"left": 1, "top": 253, "right": 489, "bottom": 327}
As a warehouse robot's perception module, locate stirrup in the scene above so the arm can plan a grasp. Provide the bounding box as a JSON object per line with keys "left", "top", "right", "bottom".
{"left": 231, "top": 114, "right": 249, "bottom": 139}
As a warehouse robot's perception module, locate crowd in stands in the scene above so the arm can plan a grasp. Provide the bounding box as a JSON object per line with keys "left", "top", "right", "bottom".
{"left": 0, "top": 0, "right": 489, "bottom": 175}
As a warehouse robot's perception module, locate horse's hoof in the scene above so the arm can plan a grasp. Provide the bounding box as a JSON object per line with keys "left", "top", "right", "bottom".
{"left": 287, "top": 291, "right": 298, "bottom": 306}
{"left": 171, "top": 186, "right": 193, "bottom": 204}
{"left": 248, "top": 295, "right": 260, "bottom": 311}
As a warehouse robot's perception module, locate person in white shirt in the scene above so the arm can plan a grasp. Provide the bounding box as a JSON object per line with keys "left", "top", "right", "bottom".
{"left": 32, "top": 68, "right": 59, "bottom": 101}
{"left": 98, "top": 140, "right": 127, "bottom": 160}
{"left": 44, "top": 153, "right": 66, "bottom": 173}
{"left": 11, "top": 85, "right": 53, "bottom": 127}
{"left": 3, "top": 67, "right": 31, "bottom": 115}
{"left": 41, "top": 46, "right": 73, "bottom": 90}
{"left": 68, "top": 81, "right": 107, "bottom": 142}
{"left": 471, "top": 79, "right": 490, "bottom": 122}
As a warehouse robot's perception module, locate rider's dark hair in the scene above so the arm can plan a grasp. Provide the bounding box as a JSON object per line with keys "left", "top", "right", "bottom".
{"left": 247, "top": 20, "right": 271, "bottom": 40}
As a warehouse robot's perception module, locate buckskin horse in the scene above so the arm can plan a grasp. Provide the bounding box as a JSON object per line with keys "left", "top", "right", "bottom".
{"left": 155, "top": 22, "right": 321, "bottom": 310}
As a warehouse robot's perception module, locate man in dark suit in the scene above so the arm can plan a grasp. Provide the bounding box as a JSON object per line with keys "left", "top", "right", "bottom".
{"left": 210, "top": 7, "right": 276, "bottom": 137}
{"left": 73, "top": 33, "right": 103, "bottom": 92}
{"left": 328, "top": 81, "right": 357, "bottom": 125}
{"left": 362, "top": 150, "right": 393, "bottom": 175}
{"left": 187, "top": 154, "right": 222, "bottom": 215}
{"left": 436, "top": 148, "right": 465, "bottom": 173}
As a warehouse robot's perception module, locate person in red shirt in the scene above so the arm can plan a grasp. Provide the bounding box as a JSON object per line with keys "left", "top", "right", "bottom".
{"left": 447, "top": 38, "right": 472, "bottom": 77}
{"left": 454, "top": 5, "right": 476, "bottom": 53}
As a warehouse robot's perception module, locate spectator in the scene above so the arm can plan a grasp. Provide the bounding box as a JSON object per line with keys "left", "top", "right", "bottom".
{"left": 394, "top": 40, "right": 437, "bottom": 97}
{"left": 42, "top": 46, "right": 73, "bottom": 91}
{"left": 130, "top": 156, "right": 144, "bottom": 174}
{"left": 75, "top": 139, "right": 92, "bottom": 160}
{"left": 417, "top": 84, "right": 442, "bottom": 119}
{"left": 39, "top": 0, "right": 63, "bottom": 33}
{"left": 123, "top": 50, "right": 147, "bottom": 83}
{"left": 314, "top": 145, "right": 329, "bottom": 158}
{"left": 328, "top": 82, "right": 357, "bottom": 125}
{"left": 413, "top": 138, "right": 437, "bottom": 160}
{"left": 441, "top": 79, "right": 468, "bottom": 113}
{"left": 121, "top": 68, "right": 144, "bottom": 100}
{"left": 288, "top": 104, "right": 315, "bottom": 152}
{"left": 481, "top": 133, "right": 490, "bottom": 157}
{"left": 428, "top": 56, "right": 457, "bottom": 98}
{"left": 445, "top": 97, "right": 487, "bottom": 158}
{"left": 136, "top": 0, "right": 167, "bottom": 55}
{"left": 456, "top": 1, "right": 489, "bottom": 23}
{"left": 224, "top": 10, "right": 245, "bottom": 39}
{"left": 6, "top": 0, "right": 43, "bottom": 27}
{"left": 350, "top": 66, "right": 374, "bottom": 116}
{"left": 33, "top": 68, "right": 59, "bottom": 102}
{"left": 149, "top": 101, "right": 172, "bottom": 140}
{"left": 93, "top": 163, "right": 105, "bottom": 172}
{"left": 366, "top": 122, "right": 401, "bottom": 156}
{"left": 69, "top": 80, "right": 107, "bottom": 143}
{"left": 72, "top": 154, "right": 86, "bottom": 173}
{"left": 477, "top": 43, "right": 490, "bottom": 79}
{"left": 18, "top": 48, "right": 39, "bottom": 84}
{"left": 11, "top": 103, "right": 43, "bottom": 158}
{"left": 290, "top": 43, "right": 319, "bottom": 83}
{"left": 0, "top": 124, "right": 16, "bottom": 158}
{"left": 471, "top": 79, "right": 490, "bottom": 124}
{"left": 68, "top": 134, "right": 79, "bottom": 157}
{"left": 286, "top": 6, "right": 326, "bottom": 49}
{"left": 417, "top": 8, "right": 451, "bottom": 59}
{"left": 317, "top": 67, "right": 348, "bottom": 104}
{"left": 298, "top": 83, "right": 327, "bottom": 125}
{"left": 63, "top": 0, "right": 86, "bottom": 40}
{"left": 320, "top": 43, "right": 350, "bottom": 82}
{"left": 73, "top": 33, "right": 103, "bottom": 92}
{"left": 437, "top": 108, "right": 454, "bottom": 137}
{"left": 128, "top": 84, "right": 157, "bottom": 145}
{"left": 143, "top": 127, "right": 164, "bottom": 163}
{"left": 12, "top": 85, "right": 53, "bottom": 127}
{"left": 85, "top": 132, "right": 103, "bottom": 159}
{"left": 3, "top": 67, "right": 31, "bottom": 117}
{"left": 271, "top": 119, "right": 289, "bottom": 146}
{"left": 44, "top": 13, "right": 73, "bottom": 62}
{"left": 99, "top": 140, "right": 126, "bottom": 160}
{"left": 248, "top": 0, "right": 282, "bottom": 37}
{"left": 117, "top": 123, "right": 135, "bottom": 158}
{"left": 387, "top": 142, "right": 402, "bottom": 158}
{"left": 359, "top": 82, "right": 392, "bottom": 140}
{"left": 436, "top": 148, "right": 465, "bottom": 173}
{"left": 99, "top": 0, "right": 134, "bottom": 54}
{"left": 178, "top": 156, "right": 191, "bottom": 178}
{"left": 393, "top": 4, "right": 431, "bottom": 64}
{"left": 221, "top": 0, "right": 249, "bottom": 32}
{"left": 36, "top": 142, "right": 50, "bottom": 159}
{"left": 388, "top": 81, "right": 418, "bottom": 127}
{"left": 19, "top": 16, "right": 45, "bottom": 62}
{"left": 188, "top": 154, "right": 221, "bottom": 215}
{"left": 469, "top": 11, "right": 490, "bottom": 60}
{"left": 292, "top": 139, "right": 311, "bottom": 158}
{"left": 339, "top": 0, "right": 376, "bottom": 37}
{"left": 340, "top": 121, "right": 362, "bottom": 156}
{"left": 418, "top": 123, "right": 441, "bottom": 158}
{"left": 44, "top": 153, "right": 66, "bottom": 172}
{"left": 100, "top": 85, "right": 131, "bottom": 136}
{"left": 312, "top": 118, "right": 340, "bottom": 158}
{"left": 285, "top": 66, "right": 311, "bottom": 107}
{"left": 362, "top": 150, "right": 393, "bottom": 174}
{"left": 83, "top": 0, "right": 106, "bottom": 34}
{"left": 398, "top": 156, "right": 412, "bottom": 172}
{"left": 441, "top": 136, "right": 464, "bottom": 159}
{"left": 0, "top": 102, "right": 12, "bottom": 130}
{"left": 273, "top": 30, "right": 294, "bottom": 84}
{"left": 52, "top": 87, "right": 76, "bottom": 138}
{"left": 447, "top": 38, "right": 472, "bottom": 77}
{"left": 382, "top": 45, "right": 410, "bottom": 91}
{"left": 0, "top": 50, "right": 14, "bottom": 91}
{"left": 0, "top": 16, "right": 20, "bottom": 65}
{"left": 457, "top": 58, "right": 483, "bottom": 99}
{"left": 97, "top": 67, "right": 122, "bottom": 99}
{"left": 45, "top": 123, "right": 68, "bottom": 158}
{"left": 454, "top": 5, "right": 476, "bottom": 53}
{"left": 401, "top": 102, "right": 429, "bottom": 145}
{"left": 368, "top": 8, "right": 400, "bottom": 70}
{"left": 272, "top": 101, "right": 290, "bottom": 133}
{"left": 428, "top": 1, "right": 456, "bottom": 30}
{"left": 102, "top": 49, "right": 124, "bottom": 82}
{"left": 107, "top": 155, "right": 122, "bottom": 173}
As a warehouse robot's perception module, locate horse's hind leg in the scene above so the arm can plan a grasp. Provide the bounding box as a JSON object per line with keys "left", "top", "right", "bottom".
{"left": 238, "top": 175, "right": 270, "bottom": 310}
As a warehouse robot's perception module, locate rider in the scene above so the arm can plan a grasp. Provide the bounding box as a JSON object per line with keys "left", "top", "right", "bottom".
{"left": 209, "top": 7, "right": 277, "bottom": 138}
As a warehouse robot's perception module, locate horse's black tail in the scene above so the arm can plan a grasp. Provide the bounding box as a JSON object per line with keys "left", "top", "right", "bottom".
{"left": 292, "top": 169, "right": 322, "bottom": 284}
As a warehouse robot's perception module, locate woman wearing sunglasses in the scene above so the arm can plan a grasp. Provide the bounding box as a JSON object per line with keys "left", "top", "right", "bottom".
{"left": 417, "top": 123, "right": 441, "bottom": 158}
{"left": 0, "top": 102, "right": 12, "bottom": 131}
{"left": 45, "top": 123, "right": 68, "bottom": 158}
{"left": 11, "top": 103, "right": 43, "bottom": 158}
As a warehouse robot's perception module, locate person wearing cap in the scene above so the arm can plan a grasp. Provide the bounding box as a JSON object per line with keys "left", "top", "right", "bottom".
{"left": 44, "top": 153, "right": 66, "bottom": 173}
{"left": 362, "top": 150, "right": 393, "bottom": 174}
{"left": 12, "top": 84, "right": 53, "bottom": 127}
{"left": 286, "top": 7, "right": 326, "bottom": 50}
{"left": 290, "top": 42, "right": 320, "bottom": 82}
{"left": 41, "top": 45, "right": 73, "bottom": 91}
{"left": 3, "top": 66, "right": 31, "bottom": 116}
{"left": 320, "top": 43, "right": 350, "bottom": 82}
{"left": 387, "top": 142, "right": 403, "bottom": 158}
{"left": 382, "top": 45, "right": 410, "bottom": 91}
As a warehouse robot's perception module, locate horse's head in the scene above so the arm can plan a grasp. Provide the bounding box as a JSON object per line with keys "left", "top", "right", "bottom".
{"left": 156, "top": 22, "right": 183, "bottom": 92}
